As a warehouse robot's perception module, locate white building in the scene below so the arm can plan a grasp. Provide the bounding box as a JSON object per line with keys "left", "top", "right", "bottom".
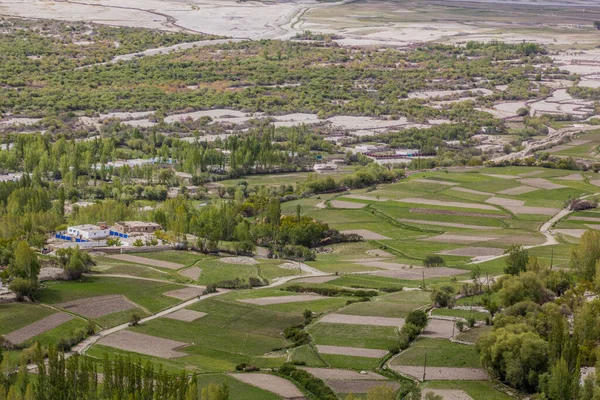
{"left": 67, "top": 224, "right": 110, "bottom": 240}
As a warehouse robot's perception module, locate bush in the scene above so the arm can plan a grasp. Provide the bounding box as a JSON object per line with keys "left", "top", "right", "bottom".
{"left": 130, "top": 313, "right": 141, "bottom": 326}
{"left": 456, "top": 320, "right": 465, "bottom": 332}
{"left": 284, "top": 285, "right": 378, "bottom": 298}
{"left": 9, "top": 278, "right": 40, "bottom": 301}
{"left": 405, "top": 309, "right": 428, "bottom": 330}
{"left": 278, "top": 364, "right": 337, "bottom": 400}
{"left": 202, "top": 284, "right": 217, "bottom": 294}
{"left": 431, "top": 286, "right": 455, "bottom": 308}
{"left": 424, "top": 255, "right": 446, "bottom": 268}
{"left": 467, "top": 317, "right": 476, "bottom": 328}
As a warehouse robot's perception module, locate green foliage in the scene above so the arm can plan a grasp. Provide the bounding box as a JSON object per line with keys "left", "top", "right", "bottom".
{"left": 571, "top": 230, "right": 600, "bottom": 281}
{"left": 431, "top": 286, "right": 455, "bottom": 308}
{"left": 405, "top": 309, "right": 428, "bottom": 330}
{"left": 278, "top": 363, "right": 336, "bottom": 400}
{"left": 504, "top": 245, "right": 529, "bottom": 275}
{"left": 424, "top": 255, "right": 445, "bottom": 268}
{"left": 8, "top": 277, "right": 40, "bottom": 301}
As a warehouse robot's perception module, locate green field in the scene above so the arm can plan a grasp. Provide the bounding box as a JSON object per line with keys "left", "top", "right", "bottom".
{"left": 391, "top": 338, "right": 481, "bottom": 368}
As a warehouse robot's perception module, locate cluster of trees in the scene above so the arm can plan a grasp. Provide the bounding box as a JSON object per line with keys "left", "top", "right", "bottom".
{"left": 0, "top": 345, "right": 229, "bottom": 399}
{"left": 475, "top": 230, "right": 600, "bottom": 398}
{"left": 298, "top": 164, "right": 404, "bottom": 195}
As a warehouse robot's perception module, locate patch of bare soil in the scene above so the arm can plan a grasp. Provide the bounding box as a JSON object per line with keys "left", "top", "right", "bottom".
{"left": 586, "top": 224, "right": 600, "bottom": 230}
{"left": 39, "top": 267, "right": 68, "bottom": 281}
{"left": 569, "top": 216, "right": 600, "bottom": 222}
{"left": 554, "top": 229, "right": 586, "bottom": 238}
{"left": 439, "top": 247, "right": 504, "bottom": 257}
{"left": 163, "top": 309, "right": 207, "bottom": 322}
{"left": 518, "top": 178, "right": 565, "bottom": 190}
{"left": 106, "top": 254, "right": 184, "bottom": 270}
{"left": 420, "top": 319, "right": 456, "bottom": 339}
{"left": 372, "top": 267, "right": 466, "bottom": 280}
{"left": 300, "top": 368, "right": 386, "bottom": 381}
{"left": 228, "top": 373, "right": 304, "bottom": 398}
{"left": 179, "top": 267, "right": 202, "bottom": 281}
{"left": 294, "top": 275, "right": 339, "bottom": 284}
{"left": 316, "top": 345, "right": 387, "bottom": 358}
{"left": 240, "top": 294, "right": 323, "bottom": 305}
{"left": 398, "top": 219, "right": 497, "bottom": 230}
{"left": 163, "top": 286, "right": 205, "bottom": 300}
{"left": 484, "top": 197, "right": 524, "bottom": 207}
{"left": 354, "top": 261, "right": 413, "bottom": 271}
{"left": 331, "top": 200, "right": 367, "bottom": 209}
{"left": 391, "top": 366, "right": 488, "bottom": 381}
{"left": 340, "top": 229, "right": 390, "bottom": 240}
{"left": 98, "top": 331, "right": 188, "bottom": 359}
{"left": 57, "top": 295, "right": 138, "bottom": 318}
{"left": 449, "top": 187, "right": 490, "bottom": 196}
{"left": 219, "top": 256, "right": 258, "bottom": 265}
{"left": 422, "top": 389, "right": 473, "bottom": 400}
{"left": 397, "top": 198, "right": 497, "bottom": 211}
{"left": 326, "top": 380, "right": 400, "bottom": 393}
{"left": 557, "top": 173, "right": 584, "bottom": 181}
{"left": 4, "top": 312, "right": 73, "bottom": 344}
{"left": 504, "top": 205, "right": 560, "bottom": 216}
{"left": 410, "top": 208, "right": 507, "bottom": 219}
{"left": 497, "top": 186, "right": 538, "bottom": 195}
{"left": 366, "top": 249, "right": 394, "bottom": 258}
{"left": 345, "top": 194, "right": 388, "bottom": 202}
{"left": 319, "top": 313, "right": 405, "bottom": 327}
{"left": 421, "top": 234, "right": 496, "bottom": 244}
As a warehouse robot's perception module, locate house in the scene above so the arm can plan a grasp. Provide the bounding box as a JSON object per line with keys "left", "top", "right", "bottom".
{"left": 66, "top": 224, "right": 110, "bottom": 240}
{"left": 113, "top": 221, "right": 162, "bottom": 234}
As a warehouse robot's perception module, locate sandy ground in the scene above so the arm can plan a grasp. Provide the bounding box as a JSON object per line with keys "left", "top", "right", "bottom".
{"left": 228, "top": 373, "right": 304, "bottom": 398}
{"left": 557, "top": 173, "right": 584, "bottom": 181}
{"left": 106, "top": 254, "right": 184, "bottom": 270}
{"left": 554, "top": 229, "right": 586, "bottom": 238}
{"left": 481, "top": 174, "right": 517, "bottom": 180}
{"left": 4, "top": 312, "right": 73, "bottom": 344}
{"left": 397, "top": 199, "right": 497, "bottom": 211}
{"left": 163, "top": 309, "right": 207, "bottom": 322}
{"left": 518, "top": 178, "right": 565, "bottom": 190}
{"left": 179, "top": 266, "right": 202, "bottom": 281}
{"left": 586, "top": 224, "right": 600, "bottom": 230}
{"left": 485, "top": 197, "right": 524, "bottom": 207}
{"left": 340, "top": 229, "right": 390, "bottom": 240}
{"left": 163, "top": 286, "right": 205, "bottom": 300}
{"left": 294, "top": 275, "right": 339, "bottom": 284}
{"left": 331, "top": 200, "right": 367, "bottom": 209}
{"left": 410, "top": 208, "right": 506, "bottom": 219}
{"left": 366, "top": 249, "right": 394, "bottom": 258}
{"left": 317, "top": 345, "right": 387, "bottom": 358}
{"left": 353, "top": 260, "right": 413, "bottom": 271}
{"left": 97, "top": 330, "right": 188, "bottom": 358}
{"left": 372, "top": 267, "right": 466, "bottom": 280}
{"left": 319, "top": 313, "right": 405, "bottom": 327}
{"left": 439, "top": 247, "right": 505, "bottom": 257}
{"left": 422, "top": 389, "right": 473, "bottom": 400}
{"left": 449, "top": 187, "right": 490, "bottom": 196}
{"left": 421, "top": 234, "right": 496, "bottom": 244}
{"left": 570, "top": 216, "right": 600, "bottom": 222}
{"left": 398, "top": 219, "right": 497, "bottom": 230}
{"left": 497, "top": 186, "right": 538, "bottom": 195}
{"left": 301, "top": 367, "right": 387, "bottom": 381}
{"left": 504, "top": 205, "right": 560, "bottom": 215}
{"left": 326, "top": 380, "right": 400, "bottom": 393}
{"left": 345, "top": 194, "right": 389, "bottom": 202}
{"left": 421, "top": 319, "right": 456, "bottom": 339}
{"left": 219, "top": 256, "right": 258, "bottom": 265}
{"left": 391, "top": 366, "right": 488, "bottom": 381}
{"left": 39, "top": 267, "right": 68, "bottom": 281}
{"left": 240, "top": 294, "right": 323, "bottom": 305}
{"left": 57, "top": 295, "right": 138, "bottom": 318}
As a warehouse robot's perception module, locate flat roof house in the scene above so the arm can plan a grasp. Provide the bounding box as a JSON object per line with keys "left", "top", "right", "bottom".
{"left": 67, "top": 224, "right": 110, "bottom": 240}
{"left": 113, "top": 221, "right": 162, "bottom": 234}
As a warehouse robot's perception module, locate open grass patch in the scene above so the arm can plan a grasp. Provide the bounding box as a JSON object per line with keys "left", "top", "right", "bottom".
{"left": 391, "top": 337, "right": 480, "bottom": 368}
